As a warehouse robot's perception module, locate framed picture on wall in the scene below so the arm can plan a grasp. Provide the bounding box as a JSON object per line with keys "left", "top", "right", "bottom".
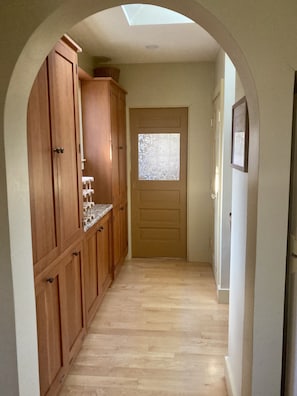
{"left": 231, "top": 96, "right": 249, "bottom": 172}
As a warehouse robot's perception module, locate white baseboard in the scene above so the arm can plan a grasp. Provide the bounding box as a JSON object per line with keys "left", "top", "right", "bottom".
{"left": 217, "top": 287, "right": 229, "bottom": 304}
{"left": 224, "top": 356, "right": 236, "bottom": 396}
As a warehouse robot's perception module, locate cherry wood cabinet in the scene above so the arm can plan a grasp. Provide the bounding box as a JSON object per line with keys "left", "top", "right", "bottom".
{"left": 81, "top": 78, "right": 127, "bottom": 204}
{"left": 27, "top": 60, "right": 59, "bottom": 272}
{"left": 84, "top": 211, "right": 112, "bottom": 326}
{"left": 35, "top": 262, "right": 65, "bottom": 396}
{"left": 81, "top": 78, "right": 128, "bottom": 277}
{"left": 61, "top": 243, "right": 85, "bottom": 365}
{"left": 35, "top": 241, "right": 85, "bottom": 396}
{"left": 48, "top": 40, "right": 83, "bottom": 253}
{"left": 113, "top": 203, "right": 128, "bottom": 277}
{"left": 28, "top": 37, "right": 85, "bottom": 396}
{"left": 97, "top": 213, "right": 113, "bottom": 294}
{"left": 27, "top": 37, "right": 83, "bottom": 278}
{"left": 28, "top": 38, "right": 123, "bottom": 396}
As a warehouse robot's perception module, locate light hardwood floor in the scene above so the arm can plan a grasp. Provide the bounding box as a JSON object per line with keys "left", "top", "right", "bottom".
{"left": 60, "top": 259, "right": 229, "bottom": 396}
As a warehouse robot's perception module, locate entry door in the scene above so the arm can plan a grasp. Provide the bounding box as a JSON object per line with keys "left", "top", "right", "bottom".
{"left": 130, "top": 107, "right": 188, "bottom": 258}
{"left": 284, "top": 91, "right": 297, "bottom": 395}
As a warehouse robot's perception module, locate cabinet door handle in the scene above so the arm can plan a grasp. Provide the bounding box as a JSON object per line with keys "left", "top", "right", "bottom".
{"left": 119, "top": 146, "right": 124, "bottom": 150}
{"left": 53, "top": 147, "right": 64, "bottom": 154}
{"left": 46, "top": 277, "right": 54, "bottom": 283}
{"left": 72, "top": 251, "right": 79, "bottom": 256}
{"left": 97, "top": 226, "right": 104, "bottom": 232}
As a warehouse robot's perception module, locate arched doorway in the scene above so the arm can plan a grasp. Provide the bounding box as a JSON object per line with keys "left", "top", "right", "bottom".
{"left": 1, "top": 1, "right": 260, "bottom": 395}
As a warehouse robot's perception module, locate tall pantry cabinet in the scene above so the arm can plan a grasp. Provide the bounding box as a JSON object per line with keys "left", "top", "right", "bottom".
{"left": 28, "top": 38, "right": 83, "bottom": 277}
{"left": 81, "top": 78, "right": 128, "bottom": 277}
{"left": 27, "top": 37, "right": 85, "bottom": 396}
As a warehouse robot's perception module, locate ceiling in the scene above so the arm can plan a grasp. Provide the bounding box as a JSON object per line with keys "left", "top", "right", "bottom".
{"left": 68, "top": 5, "right": 219, "bottom": 65}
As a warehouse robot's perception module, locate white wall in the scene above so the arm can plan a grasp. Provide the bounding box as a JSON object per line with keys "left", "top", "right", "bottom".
{"left": 213, "top": 50, "right": 235, "bottom": 302}
{"left": 220, "top": 55, "right": 235, "bottom": 291}
{"left": 78, "top": 50, "right": 94, "bottom": 75}
{"left": 118, "top": 62, "right": 215, "bottom": 262}
{"left": 226, "top": 74, "right": 248, "bottom": 396}
{"left": 215, "top": 48, "right": 225, "bottom": 86}
{"left": 1, "top": 1, "right": 297, "bottom": 395}
{"left": 227, "top": 169, "right": 248, "bottom": 395}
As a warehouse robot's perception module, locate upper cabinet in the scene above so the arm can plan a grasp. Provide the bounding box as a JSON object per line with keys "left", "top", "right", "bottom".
{"left": 27, "top": 37, "right": 83, "bottom": 277}
{"left": 81, "top": 78, "right": 128, "bottom": 274}
{"left": 48, "top": 40, "right": 83, "bottom": 251}
{"left": 81, "top": 78, "right": 127, "bottom": 206}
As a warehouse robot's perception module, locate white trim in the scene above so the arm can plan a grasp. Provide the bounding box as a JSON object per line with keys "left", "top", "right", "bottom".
{"left": 225, "top": 356, "right": 236, "bottom": 396}
{"left": 217, "top": 287, "right": 229, "bottom": 304}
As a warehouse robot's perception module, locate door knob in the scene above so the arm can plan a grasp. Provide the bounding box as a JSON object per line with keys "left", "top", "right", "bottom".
{"left": 46, "top": 277, "right": 54, "bottom": 283}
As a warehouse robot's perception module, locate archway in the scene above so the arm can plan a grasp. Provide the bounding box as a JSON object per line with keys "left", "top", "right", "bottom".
{"left": 2, "top": 1, "right": 259, "bottom": 394}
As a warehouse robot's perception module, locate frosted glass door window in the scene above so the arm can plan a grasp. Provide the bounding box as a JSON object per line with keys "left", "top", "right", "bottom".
{"left": 138, "top": 133, "right": 180, "bottom": 180}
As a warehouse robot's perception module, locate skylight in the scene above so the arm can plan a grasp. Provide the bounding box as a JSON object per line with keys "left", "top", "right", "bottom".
{"left": 121, "top": 4, "right": 194, "bottom": 26}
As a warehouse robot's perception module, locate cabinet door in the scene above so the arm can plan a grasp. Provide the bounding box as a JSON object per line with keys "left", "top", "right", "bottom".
{"left": 27, "top": 60, "right": 59, "bottom": 275}
{"left": 113, "top": 204, "right": 128, "bottom": 278}
{"left": 81, "top": 80, "right": 113, "bottom": 204}
{"left": 110, "top": 85, "right": 121, "bottom": 206}
{"left": 35, "top": 265, "right": 65, "bottom": 396}
{"left": 118, "top": 90, "right": 127, "bottom": 203}
{"left": 48, "top": 41, "right": 83, "bottom": 251}
{"left": 120, "top": 202, "right": 128, "bottom": 259}
{"left": 112, "top": 206, "right": 121, "bottom": 276}
{"left": 98, "top": 213, "right": 112, "bottom": 294}
{"left": 62, "top": 244, "right": 85, "bottom": 363}
{"left": 84, "top": 228, "right": 99, "bottom": 320}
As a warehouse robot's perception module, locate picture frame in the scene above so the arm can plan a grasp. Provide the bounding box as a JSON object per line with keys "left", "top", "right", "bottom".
{"left": 231, "top": 96, "right": 249, "bottom": 172}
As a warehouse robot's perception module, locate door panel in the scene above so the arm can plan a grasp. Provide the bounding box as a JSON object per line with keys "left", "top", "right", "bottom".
{"left": 118, "top": 91, "right": 127, "bottom": 202}
{"left": 48, "top": 41, "right": 82, "bottom": 250}
{"left": 27, "top": 61, "right": 59, "bottom": 269}
{"left": 112, "top": 206, "right": 121, "bottom": 271}
{"left": 139, "top": 208, "right": 179, "bottom": 225}
{"left": 137, "top": 189, "right": 180, "bottom": 207}
{"left": 63, "top": 248, "right": 84, "bottom": 357}
{"left": 84, "top": 230, "right": 98, "bottom": 317}
{"left": 130, "top": 107, "right": 188, "bottom": 258}
{"left": 97, "top": 214, "right": 112, "bottom": 293}
{"left": 35, "top": 266, "right": 65, "bottom": 396}
{"left": 110, "top": 85, "right": 120, "bottom": 205}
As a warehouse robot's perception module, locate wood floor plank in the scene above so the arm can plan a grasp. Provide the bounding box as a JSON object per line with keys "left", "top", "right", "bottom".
{"left": 59, "top": 259, "right": 228, "bottom": 395}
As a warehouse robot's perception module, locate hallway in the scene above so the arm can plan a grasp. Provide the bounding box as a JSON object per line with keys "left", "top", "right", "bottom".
{"left": 60, "top": 259, "right": 228, "bottom": 395}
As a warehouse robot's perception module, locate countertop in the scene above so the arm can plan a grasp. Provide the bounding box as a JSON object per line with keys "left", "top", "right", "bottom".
{"left": 84, "top": 203, "right": 113, "bottom": 232}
